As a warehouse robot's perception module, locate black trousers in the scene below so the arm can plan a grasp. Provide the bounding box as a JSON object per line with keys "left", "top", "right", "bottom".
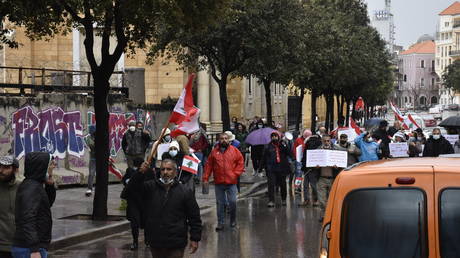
{"left": 0, "top": 251, "right": 12, "bottom": 258}
{"left": 267, "top": 170, "right": 287, "bottom": 202}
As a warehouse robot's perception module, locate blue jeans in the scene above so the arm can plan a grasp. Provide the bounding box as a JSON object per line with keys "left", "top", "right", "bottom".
{"left": 11, "top": 247, "right": 47, "bottom": 258}
{"left": 215, "top": 184, "right": 237, "bottom": 225}
{"left": 295, "top": 161, "right": 303, "bottom": 177}
{"left": 88, "top": 158, "right": 96, "bottom": 189}
{"left": 194, "top": 152, "right": 205, "bottom": 180}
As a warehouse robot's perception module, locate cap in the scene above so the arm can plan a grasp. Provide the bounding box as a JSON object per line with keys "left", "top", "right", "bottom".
{"left": 224, "top": 131, "right": 235, "bottom": 141}
{"left": 0, "top": 156, "right": 19, "bottom": 168}
{"left": 128, "top": 121, "right": 136, "bottom": 126}
{"left": 163, "top": 128, "right": 171, "bottom": 136}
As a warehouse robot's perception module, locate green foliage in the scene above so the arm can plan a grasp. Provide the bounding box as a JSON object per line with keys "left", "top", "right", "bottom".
{"left": 443, "top": 60, "right": 460, "bottom": 92}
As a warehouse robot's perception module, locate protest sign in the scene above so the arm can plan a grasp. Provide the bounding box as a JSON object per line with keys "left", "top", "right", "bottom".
{"left": 306, "top": 149, "right": 348, "bottom": 168}
{"left": 157, "top": 143, "right": 170, "bottom": 160}
{"left": 389, "top": 142, "right": 409, "bottom": 158}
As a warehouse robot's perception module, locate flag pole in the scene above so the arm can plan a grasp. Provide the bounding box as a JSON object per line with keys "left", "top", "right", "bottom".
{"left": 146, "top": 120, "right": 170, "bottom": 165}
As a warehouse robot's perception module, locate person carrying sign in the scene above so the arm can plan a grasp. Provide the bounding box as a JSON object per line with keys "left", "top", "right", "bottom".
{"left": 314, "top": 135, "right": 340, "bottom": 221}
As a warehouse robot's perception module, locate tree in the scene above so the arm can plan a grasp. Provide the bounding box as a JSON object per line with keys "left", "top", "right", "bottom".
{"left": 235, "top": 0, "right": 304, "bottom": 126}
{"left": 443, "top": 59, "right": 460, "bottom": 92}
{"left": 5, "top": 0, "right": 227, "bottom": 220}
{"left": 150, "top": 0, "right": 254, "bottom": 131}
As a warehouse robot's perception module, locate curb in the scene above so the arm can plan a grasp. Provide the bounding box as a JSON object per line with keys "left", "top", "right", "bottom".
{"left": 49, "top": 181, "right": 264, "bottom": 251}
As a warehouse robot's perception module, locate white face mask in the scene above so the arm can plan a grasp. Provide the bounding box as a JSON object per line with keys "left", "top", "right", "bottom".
{"left": 433, "top": 134, "right": 441, "bottom": 140}
{"left": 367, "top": 137, "right": 374, "bottom": 142}
{"left": 159, "top": 177, "right": 174, "bottom": 185}
{"left": 129, "top": 126, "right": 136, "bottom": 132}
{"left": 169, "top": 150, "right": 178, "bottom": 157}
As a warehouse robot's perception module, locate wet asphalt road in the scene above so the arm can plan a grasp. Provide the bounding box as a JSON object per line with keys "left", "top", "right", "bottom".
{"left": 50, "top": 196, "right": 322, "bottom": 258}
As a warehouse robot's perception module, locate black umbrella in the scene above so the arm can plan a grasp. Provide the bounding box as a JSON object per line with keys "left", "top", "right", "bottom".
{"left": 363, "top": 118, "right": 385, "bottom": 131}
{"left": 439, "top": 116, "right": 460, "bottom": 128}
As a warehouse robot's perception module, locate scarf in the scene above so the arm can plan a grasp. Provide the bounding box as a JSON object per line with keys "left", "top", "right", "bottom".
{"left": 272, "top": 142, "right": 281, "bottom": 163}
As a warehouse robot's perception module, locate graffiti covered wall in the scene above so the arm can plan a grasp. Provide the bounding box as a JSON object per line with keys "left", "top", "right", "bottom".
{"left": 0, "top": 93, "right": 171, "bottom": 179}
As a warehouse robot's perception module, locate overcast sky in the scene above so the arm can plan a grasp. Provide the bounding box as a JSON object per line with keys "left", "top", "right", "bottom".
{"left": 365, "top": 0, "right": 455, "bottom": 49}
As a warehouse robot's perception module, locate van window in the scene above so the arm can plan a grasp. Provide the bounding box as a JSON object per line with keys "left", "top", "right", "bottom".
{"left": 341, "top": 188, "right": 427, "bottom": 258}
{"left": 440, "top": 188, "right": 460, "bottom": 257}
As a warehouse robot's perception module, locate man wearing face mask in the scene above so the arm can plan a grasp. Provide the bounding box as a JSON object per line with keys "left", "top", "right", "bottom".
{"left": 128, "top": 159, "right": 202, "bottom": 257}
{"left": 122, "top": 121, "right": 152, "bottom": 169}
{"left": 260, "top": 131, "right": 291, "bottom": 208}
{"left": 0, "top": 156, "right": 20, "bottom": 258}
{"left": 354, "top": 131, "right": 381, "bottom": 162}
{"left": 334, "top": 134, "right": 361, "bottom": 167}
{"left": 12, "top": 152, "right": 56, "bottom": 258}
{"left": 422, "top": 128, "right": 454, "bottom": 157}
{"left": 203, "top": 133, "right": 244, "bottom": 231}
{"left": 161, "top": 141, "right": 194, "bottom": 192}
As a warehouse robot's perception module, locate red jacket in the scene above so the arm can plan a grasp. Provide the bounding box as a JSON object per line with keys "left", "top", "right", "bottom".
{"left": 203, "top": 145, "right": 244, "bottom": 185}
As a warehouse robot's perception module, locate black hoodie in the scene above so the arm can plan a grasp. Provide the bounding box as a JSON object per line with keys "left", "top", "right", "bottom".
{"left": 13, "top": 152, "right": 56, "bottom": 252}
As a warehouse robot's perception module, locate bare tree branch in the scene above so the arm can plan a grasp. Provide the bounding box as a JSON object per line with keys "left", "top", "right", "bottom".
{"left": 111, "top": 0, "right": 127, "bottom": 63}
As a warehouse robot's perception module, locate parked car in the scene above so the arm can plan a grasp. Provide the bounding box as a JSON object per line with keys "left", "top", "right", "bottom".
{"left": 448, "top": 104, "right": 459, "bottom": 111}
{"left": 424, "top": 118, "right": 437, "bottom": 127}
{"left": 320, "top": 157, "right": 460, "bottom": 258}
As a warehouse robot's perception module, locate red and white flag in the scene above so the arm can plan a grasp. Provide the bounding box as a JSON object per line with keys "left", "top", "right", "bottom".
{"left": 108, "top": 157, "right": 123, "bottom": 180}
{"left": 169, "top": 74, "right": 199, "bottom": 125}
{"left": 181, "top": 155, "right": 201, "bottom": 175}
{"left": 389, "top": 101, "right": 420, "bottom": 130}
{"left": 349, "top": 117, "right": 361, "bottom": 135}
{"left": 171, "top": 108, "right": 201, "bottom": 138}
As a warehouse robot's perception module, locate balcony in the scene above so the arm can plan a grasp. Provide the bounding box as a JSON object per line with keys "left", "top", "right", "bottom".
{"left": 454, "top": 22, "right": 460, "bottom": 28}
{"left": 449, "top": 50, "right": 460, "bottom": 57}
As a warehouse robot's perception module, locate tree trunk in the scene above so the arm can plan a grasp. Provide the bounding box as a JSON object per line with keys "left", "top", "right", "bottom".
{"left": 345, "top": 99, "right": 351, "bottom": 126}
{"left": 310, "top": 89, "right": 317, "bottom": 132}
{"left": 341, "top": 95, "right": 345, "bottom": 119}
{"left": 325, "top": 94, "right": 330, "bottom": 133}
{"left": 92, "top": 74, "right": 110, "bottom": 220}
{"left": 336, "top": 95, "right": 342, "bottom": 120}
{"left": 295, "top": 87, "right": 305, "bottom": 132}
{"left": 263, "top": 79, "right": 273, "bottom": 127}
{"left": 217, "top": 78, "right": 231, "bottom": 131}
{"left": 328, "top": 94, "right": 335, "bottom": 132}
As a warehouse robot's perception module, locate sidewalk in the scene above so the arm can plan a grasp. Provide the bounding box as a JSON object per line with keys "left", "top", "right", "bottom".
{"left": 50, "top": 171, "right": 265, "bottom": 250}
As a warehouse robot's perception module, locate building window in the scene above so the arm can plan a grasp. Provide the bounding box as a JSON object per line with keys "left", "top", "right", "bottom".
{"left": 446, "top": 22, "right": 450, "bottom": 27}
{"left": 404, "top": 74, "right": 407, "bottom": 82}
{"left": 432, "top": 60, "right": 435, "bottom": 70}
{"left": 450, "top": 59, "right": 452, "bottom": 65}
{"left": 421, "top": 78, "right": 425, "bottom": 87}
{"left": 405, "top": 97, "right": 408, "bottom": 103}
{"left": 432, "top": 78, "right": 435, "bottom": 86}
{"left": 248, "top": 77, "right": 252, "bottom": 95}
{"left": 421, "top": 60, "right": 425, "bottom": 68}
{"left": 410, "top": 96, "right": 412, "bottom": 103}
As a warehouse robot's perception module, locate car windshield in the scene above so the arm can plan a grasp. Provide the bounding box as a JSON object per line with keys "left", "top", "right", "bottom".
{"left": 440, "top": 188, "right": 460, "bottom": 257}
{"left": 341, "top": 188, "right": 427, "bottom": 258}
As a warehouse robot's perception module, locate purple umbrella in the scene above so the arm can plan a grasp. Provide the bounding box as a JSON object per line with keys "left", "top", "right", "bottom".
{"left": 245, "top": 128, "right": 277, "bottom": 146}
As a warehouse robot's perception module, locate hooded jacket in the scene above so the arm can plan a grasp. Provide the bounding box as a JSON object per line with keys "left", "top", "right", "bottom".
{"left": 0, "top": 175, "right": 21, "bottom": 252}
{"left": 13, "top": 152, "right": 56, "bottom": 252}
{"left": 122, "top": 129, "right": 151, "bottom": 156}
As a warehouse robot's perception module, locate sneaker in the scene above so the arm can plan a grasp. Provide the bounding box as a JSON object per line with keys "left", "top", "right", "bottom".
{"left": 298, "top": 200, "right": 310, "bottom": 207}
{"left": 267, "top": 201, "right": 275, "bottom": 208}
{"left": 215, "top": 224, "right": 225, "bottom": 231}
{"left": 230, "top": 221, "right": 237, "bottom": 228}
{"left": 258, "top": 173, "right": 265, "bottom": 178}
{"left": 85, "top": 189, "right": 92, "bottom": 197}
{"left": 312, "top": 201, "right": 319, "bottom": 207}
{"left": 281, "top": 200, "right": 287, "bottom": 206}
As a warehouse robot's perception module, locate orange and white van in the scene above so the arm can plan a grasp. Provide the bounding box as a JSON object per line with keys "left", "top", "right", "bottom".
{"left": 319, "top": 157, "right": 460, "bottom": 258}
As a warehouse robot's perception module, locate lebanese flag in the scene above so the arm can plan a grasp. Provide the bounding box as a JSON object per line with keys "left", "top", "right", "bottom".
{"left": 170, "top": 108, "right": 201, "bottom": 138}
{"left": 169, "top": 74, "right": 198, "bottom": 125}
{"left": 108, "top": 157, "right": 123, "bottom": 180}
{"left": 181, "top": 155, "right": 201, "bottom": 175}
{"left": 349, "top": 117, "right": 361, "bottom": 135}
{"left": 389, "top": 101, "right": 420, "bottom": 130}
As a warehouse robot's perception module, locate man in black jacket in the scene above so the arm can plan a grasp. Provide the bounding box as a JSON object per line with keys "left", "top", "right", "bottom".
{"left": 372, "top": 120, "right": 391, "bottom": 158}
{"left": 129, "top": 159, "right": 201, "bottom": 258}
{"left": 260, "top": 131, "right": 291, "bottom": 208}
{"left": 423, "top": 128, "right": 454, "bottom": 157}
{"left": 122, "top": 121, "right": 152, "bottom": 169}
{"left": 12, "top": 152, "right": 56, "bottom": 258}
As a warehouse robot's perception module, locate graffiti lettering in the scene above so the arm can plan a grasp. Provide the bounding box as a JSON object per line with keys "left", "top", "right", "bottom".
{"left": 87, "top": 112, "right": 136, "bottom": 156}
{"left": 12, "top": 106, "right": 85, "bottom": 159}
{"left": 69, "top": 156, "right": 87, "bottom": 168}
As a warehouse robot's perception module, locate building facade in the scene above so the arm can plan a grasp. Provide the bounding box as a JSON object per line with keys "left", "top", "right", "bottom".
{"left": 436, "top": 1, "right": 460, "bottom": 105}
{"left": 397, "top": 36, "right": 439, "bottom": 109}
